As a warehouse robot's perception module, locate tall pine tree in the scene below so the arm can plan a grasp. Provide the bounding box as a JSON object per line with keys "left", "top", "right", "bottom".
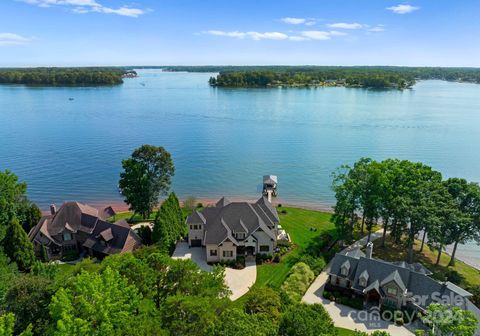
{"left": 4, "top": 218, "right": 35, "bottom": 271}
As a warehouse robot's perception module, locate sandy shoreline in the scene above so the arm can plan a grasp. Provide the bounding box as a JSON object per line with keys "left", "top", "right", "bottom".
{"left": 41, "top": 197, "right": 479, "bottom": 271}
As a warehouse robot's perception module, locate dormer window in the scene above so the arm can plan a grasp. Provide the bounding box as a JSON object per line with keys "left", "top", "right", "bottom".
{"left": 359, "top": 270, "right": 369, "bottom": 287}
{"left": 234, "top": 232, "right": 245, "bottom": 239}
{"left": 63, "top": 232, "right": 72, "bottom": 241}
{"left": 340, "top": 260, "right": 350, "bottom": 276}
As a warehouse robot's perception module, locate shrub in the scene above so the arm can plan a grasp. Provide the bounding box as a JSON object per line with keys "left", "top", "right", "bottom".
{"left": 445, "top": 269, "right": 463, "bottom": 284}
{"left": 322, "top": 290, "right": 335, "bottom": 301}
{"left": 256, "top": 254, "right": 271, "bottom": 264}
{"left": 273, "top": 254, "right": 281, "bottom": 263}
{"left": 281, "top": 210, "right": 288, "bottom": 215}
{"left": 196, "top": 202, "right": 203, "bottom": 209}
{"left": 281, "top": 262, "right": 315, "bottom": 302}
{"left": 295, "top": 255, "right": 326, "bottom": 275}
{"left": 277, "top": 204, "right": 282, "bottom": 208}
{"left": 62, "top": 250, "right": 79, "bottom": 262}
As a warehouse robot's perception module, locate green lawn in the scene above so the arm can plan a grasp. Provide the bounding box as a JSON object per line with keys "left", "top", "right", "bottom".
{"left": 254, "top": 207, "right": 334, "bottom": 289}
{"left": 336, "top": 327, "right": 358, "bottom": 335}
{"left": 372, "top": 236, "right": 480, "bottom": 288}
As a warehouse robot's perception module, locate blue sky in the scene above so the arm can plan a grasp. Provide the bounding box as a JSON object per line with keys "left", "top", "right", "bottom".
{"left": 1, "top": 0, "right": 480, "bottom": 66}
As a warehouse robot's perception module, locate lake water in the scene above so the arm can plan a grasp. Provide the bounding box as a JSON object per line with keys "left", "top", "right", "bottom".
{"left": 1, "top": 69, "right": 479, "bottom": 267}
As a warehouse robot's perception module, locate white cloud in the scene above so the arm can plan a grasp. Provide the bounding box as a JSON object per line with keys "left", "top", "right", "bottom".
{"left": 329, "top": 30, "right": 347, "bottom": 36}
{"left": 17, "top": 0, "right": 146, "bottom": 17}
{"left": 327, "top": 22, "right": 363, "bottom": 29}
{"left": 0, "top": 33, "right": 31, "bottom": 46}
{"left": 281, "top": 17, "right": 316, "bottom": 26}
{"left": 386, "top": 4, "right": 419, "bottom": 14}
{"left": 368, "top": 25, "right": 385, "bottom": 32}
{"left": 300, "top": 31, "right": 331, "bottom": 40}
{"left": 205, "top": 29, "right": 349, "bottom": 42}
{"left": 205, "top": 30, "right": 288, "bottom": 41}
{"left": 281, "top": 17, "right": 306, "bottom": 25}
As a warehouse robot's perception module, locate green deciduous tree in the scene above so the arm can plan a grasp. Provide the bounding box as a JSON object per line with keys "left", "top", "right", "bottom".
{"left": 160, "top": 295, "right": 224, "bottom": 336}
{"left": 422, "top": 303, "right": 478, "bottom": 336}
{"left": 119, "top": 145, "right": 175, "bottom": 219}
{"left": 214, "top": 308, "right": 277, "bottom": 336}
{"left": 443, "top": 178, "right": 480, "bottom": 266}
{"left": 5, "top": 275, "right": 54, "bottom": 336}
{"left": 48, "top": 267, "right": 142, "bottom": 335}
{"left": 278, "top": 303, "right": 337, "bottom": 336}
{"left": 0, "top": 313, "right": 15, "bottom": 336}
{"left": 0, "top": 252, "right": 18, "bottom": 306}
{"left": 244, "top": 287, "right": 282, "bottom": 319}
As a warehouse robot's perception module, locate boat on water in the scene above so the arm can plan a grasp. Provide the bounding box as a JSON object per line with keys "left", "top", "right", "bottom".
{"left": 68, "top": 97, "right": 74, "bottom": 101}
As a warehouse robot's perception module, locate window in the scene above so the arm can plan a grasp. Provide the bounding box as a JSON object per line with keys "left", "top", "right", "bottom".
{"left": 341, "top": 267, "right": 348, "bottom": 276}
{"left": 63, "top": 232, "right": 72, "bottom": 241}
{"left": 259, "top": 245, "right": 269, "bottom": 252}
{"left": 190, "top": 225, "right": 194, "bottom": 230}
{"left": 210, "top": 249, "right": 218, "bottom": 256}
{"left": 359, "top": 278, "right": 367, "bottom": 287}
{"left": 223, "top": 251, "right": 233, "bottom": 258}
{"left": 387, "top": 287, "right": 397, "bottom": 296}
{"left": 235, "top": 232, "right": 245, "bottom": 239}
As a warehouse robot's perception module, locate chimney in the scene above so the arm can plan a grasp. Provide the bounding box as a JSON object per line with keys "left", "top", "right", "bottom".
{"left": 50, "top": 204, "right": 57, "bottom": 215}
{"left": 366, "top": 242, "right": 373, "bottom": 259}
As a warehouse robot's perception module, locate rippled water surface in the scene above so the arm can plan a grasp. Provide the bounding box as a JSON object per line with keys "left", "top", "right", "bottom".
{"left": 1, "top": 69, "right": 480, "bottom": 210}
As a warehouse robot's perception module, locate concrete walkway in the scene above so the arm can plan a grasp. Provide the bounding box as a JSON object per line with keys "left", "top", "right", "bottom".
{"left": 302, "top": 229, "right": 414, "bottom": 335}
{"left": 172, "top": 242, "right": 256, "bottom": 300}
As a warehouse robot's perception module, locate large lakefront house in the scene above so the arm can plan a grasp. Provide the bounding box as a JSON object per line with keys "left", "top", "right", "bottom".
{"left": 186, "top": 197, "right": 279, "bottom": 262}
{"left": 28, "top": 202, "right": 142, "bottom": 260}
{"left": 327, "top": 242, "right": 477, "bottom": 314}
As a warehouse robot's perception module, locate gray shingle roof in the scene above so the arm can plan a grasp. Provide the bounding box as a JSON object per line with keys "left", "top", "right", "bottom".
{"left": 380, "top": 270, "right": 407, "bottom": 292}
{"left": 188, "top": 197, "right": 279, "bottom": 245}
{"left": 329, "top": 251, "right": 476, "bottom": 311}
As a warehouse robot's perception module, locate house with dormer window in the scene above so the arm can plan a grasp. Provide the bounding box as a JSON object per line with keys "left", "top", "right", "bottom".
{"left": 28, "top": 202, "right": 142, "bottom": 261}
{"left": 186, "top": 197, "right": 279, "bottom": 262}
{"left": 327, "top": 242, "right": 476, "bottom": 314}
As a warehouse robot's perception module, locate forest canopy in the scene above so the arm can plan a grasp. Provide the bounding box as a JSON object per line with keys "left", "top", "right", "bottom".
{"left": 0, "top": 67, "right": 136, "bottom": 86}
{"left": 160, "top": 65, "right": 480, "bottom": 89}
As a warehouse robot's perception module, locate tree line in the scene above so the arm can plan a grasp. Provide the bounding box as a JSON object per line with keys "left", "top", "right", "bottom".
{"left": 159, "top": 65, "right": 480, "bottom": 88}
{"left": 0, "top": 68, "right": 132, "bottom": 86}
{"left": 332, "top": 158, "right": 480, "bottom": 267}
{"left": 209, "top": 70, "right": 414, "bottom": 89}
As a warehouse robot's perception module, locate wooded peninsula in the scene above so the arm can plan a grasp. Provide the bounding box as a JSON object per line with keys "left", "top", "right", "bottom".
{"left": 161, "top": 66, "right": 480, "bottom": 89}
{"left": 0, "top": 68, "right": 136, "bottom": 86}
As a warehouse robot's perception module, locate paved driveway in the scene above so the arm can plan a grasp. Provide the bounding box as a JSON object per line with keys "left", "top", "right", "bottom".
{"left": 171, "top": 242, "right": 212, "bottom": 272}
{"left": 172, "top": 242, "right": 256, "bottom": 300}
{"left": 225, "top": 261, "right": 257, "bottom": 300}
{"left": 302, "top": 230, "right": 414, "bottom": 335}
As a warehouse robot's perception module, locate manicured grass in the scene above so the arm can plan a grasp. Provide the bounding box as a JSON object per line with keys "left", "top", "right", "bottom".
{"left": 372, "top": 236, "right": 480, "bottom": 288}
{"left": 109, "top": 211, "right": 156, "bottom": 223}
{"left": 336, "top": 327, "right": 358, "bottom": 336}
{"left": 254, "top": 207, "right": 334, "bottom": 289}
{"left": 279, "top": 207, "right": 335, "bottom": 248}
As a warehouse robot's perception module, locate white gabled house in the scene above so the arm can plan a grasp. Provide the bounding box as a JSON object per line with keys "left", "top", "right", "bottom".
{"left": 186, "top": 197, "right": 279, "bottom": 262}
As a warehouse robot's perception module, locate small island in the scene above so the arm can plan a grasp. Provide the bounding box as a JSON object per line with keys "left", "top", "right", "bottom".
{"left": 0, "top": 67, "right": 137, "bottom": 86}
{"left": 161, "top": 66, "right": 480, "bottom": 89}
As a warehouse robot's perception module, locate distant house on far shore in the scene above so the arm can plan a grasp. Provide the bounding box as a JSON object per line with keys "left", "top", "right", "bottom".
{"left": 28, "top": 202, "right": 142, "bottom": 261}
